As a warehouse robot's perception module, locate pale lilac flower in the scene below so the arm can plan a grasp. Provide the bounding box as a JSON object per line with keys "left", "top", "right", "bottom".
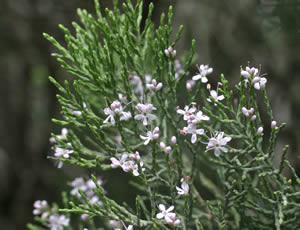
{"left": 242, "top": 107, "right": 255, "bottom": 117}
{"left": 257, "top": 127, "right": 264, "bottom": 134}
{"left": 111, "top": 153, "right": 143, "bottom": 176}
{"left": 70, "top": 177, "right": 103, "bottom": 205}
{"left": 33, "top": 200, "right": 49, "bottom": 219}
{"left": 118, "top": 93, "right": 128, "bottom": 103}
{"left": 175, "top": 60, "right": 184, "bottom": 79}
{"left": 171, "top": 136, "right": 177, "bottom": 145}
{"left": 206, "top": 132, "right": 232, "bottom": 157}
{"left": 241, "top": 67, "right": 259, "bottom": 79}
{"left": 165, "top": 214, "right": 181, "bottom": 226}
{"left": 129, "top": 151, "right": 141, "bottom": 161}
{"left": 48, "top": 214, "right": 70, "bottom": 230}
{"left": 252, "top": 76, "right": 267, "bottom": 90}
{"left": 183, "top": 124, "right": 205, "bottom": 144}
{"left": 160, "top": 142, "right": 172, "bottom": 153}
{"left": 207, "top": 89, "right": 225, "bottom": 105}
{"left": 146, "top": 79, "right": 163, "bottom": 92}
{"left": 164, "top": 47, "right": 176, "bottom": 57}
{"left": 134, "top": 103, "right": 156, "bottom": 126}
{"left": 81, "top": 214, "right": 89, "bottom": 221}
{"left": 188, "top": 110, "right": 210, "bottom": 124}
{"left": 110, "top": 153, "right": 130, "bottom": 170}
{"left": 50, "top": 128, "right": 68, "bottom": 144}
{"left": 140, "top": 127, "right": 160, "bottom": 145}
{"left": 103, "top": 100, "right": 131, "bottom": 125}
{"left": 271, "top": 120, "right": 277, "bottom": 129}
{"left": 177, "top": 105, "right": 197, "bottom": 121}
{"left": 192, "top": 64, "right": 213, "bottom": 83}
{"left": 156, "top": 204, "right": 176, "bottom": 223}
{"left": 176, "top": 181, "right": 189, "bottom": 195}
{"left": 186, "top": 80, "right": 196, "bottom": 90}
{"left": 129, "top": 75, "right": 144, "bottom": 96}
{"left": 54, "top": 144, "right": 73, "bottom": 159}
{"left": 251, "top": 115, "right": 257, "bottom": 121}
{"left": 131, "top": 161, "right": 145, "bottom": 176}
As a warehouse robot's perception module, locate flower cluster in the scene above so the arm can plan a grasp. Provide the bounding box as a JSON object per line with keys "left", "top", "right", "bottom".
{"left": 110, "top": 152, "right": 145, "bottom": 176}
{"left": 103, "top": 100, "right": 131, "bottom": 125}
{"left": 70, "top": 177, "right": 103, "bottom": 205}
{"left": 177, "top": 104, "right": 210, "bottom": 143}
{"left": 156, "top": 204, "right": 181, "bottom": 226}
{"left": 32, "top": 200, "right": 70, "bottom": 230}
{"left": 206, "top": 132, "right": 232, "bottom": 157}
{"left": 241, "top": 66, "right": 267, "bottom": 90}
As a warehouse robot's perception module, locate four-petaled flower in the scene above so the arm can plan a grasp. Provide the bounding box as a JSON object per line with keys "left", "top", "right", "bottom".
{"left": 156, "top": 204, "right": 180, "bottom": 226}
{"left": 48, "top": 214, "right": 70, "bottom": 230}
{"left": 207, "top": 90, "right": 225, "bottom": 105}
{"left": 183, "top": 124, "right": 205, "bottom": 144}
{"left": 110, "top": 153, "right": 144, "bottom": 176}
{"left": 103, "top": 100, "right": 131, "bottom": 125}
{"left": 33, "top": 200, "right": 49, "bottom": 219}
{"left": 134, "top": 103, "right": 156, "bottom": 126}
{"left": 146, "top": 79, "right": 163, "bottom": 92}
{"left": 177, "top": 105, "right": 197, "bottom": 121}
{"left": 252, "top": 76, "right": 267, "bottom": 90}
{"left": 140, "top": 127, "right": 160, "bottom": 145}
{"left": 192, "top": 64, "right": 213, "bottom": 83}
{"left": 241, "top": 66, "right": 259, "bottom": 79}
{"left": 176, "top": 180, "right": 189, "bottom": 195}
{"left": 206, "top": 132, "right": 232, "bottom": 157}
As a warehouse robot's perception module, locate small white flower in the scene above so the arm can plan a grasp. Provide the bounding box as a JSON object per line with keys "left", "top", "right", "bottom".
{"left": 176, "top": 181, "right": 189, "bottom": 195}
{"left": 257, "top": 127, "right": 264, "bottom": 134}
{"left": 186, "top": 80, "right": 196, "bottom": 90}
{"left": 111, "top": 153, "right": 143, "bottom": 176}
{"left": 134, "top": 103, "right": 156, "bottom": 126}
{"left": 140, "top": 127, "right": 159, "bottom": 145}
{"left": 206, "top": 132, "right": 232, "bottom": 157}
{"left": 146, "top": 79, "right": 163, "bottom": 92}
{"left": 171, "top": 136, "right": 177, "bottom": 145}
{"left": 252, "top": 76, "right": 267, "bottom": 90}
{"left": 241, "top": 107, "right": 254, "bottom": 117}
{"left": 207, "top": 89, "right": 225, "bottom": 105}
{"left": 175, "top": 60, "right": 184, "bottom": 79}
{"left": 33, "top": 200, "right": 49, "bottom": 219}
{"left": 164, "top": 47, "right": 176, "bottom": 57}
{"left": 50, "top": 128, "right": 68, "bottom": 144}
{"left": 177, "top": 105, "right": 197, "bottom": 121}
{"left": 271, "top": 120, "right": 277, "bottom": 129}
{"left": 130, "top": 75, "right": 144, "bottom": 96}
{"left": 183, "top": 124, "right": 205, "bottom": 144}
{"left": 192, "top": 64, "right": 213, "bottom": 83}
{"left": 160, "top": 142, "right": 172, "bottom": 153}
{"left": 103, "top": 100, "right": 132, "bottom": 125}
{"left": 110, "top": 153, "right": 129, "bottom": 169}
{"left": 54, "top": 144, "right": 73, "bottom": 159}
{"left": 188, "top": 110, "right": 210, "bottom": 124}
{"left": 156, "top": 204, "right": 176, "bottom": 222}
{"left": 48, "top": 214, "right": 70, "bottom": 230}
{"left": 241, "top": 66, "right": 259, "bottom": 79}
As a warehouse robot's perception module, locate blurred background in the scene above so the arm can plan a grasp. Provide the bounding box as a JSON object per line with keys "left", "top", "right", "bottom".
{"left": 1, "top": 0, "right": 300, "bottom": 229}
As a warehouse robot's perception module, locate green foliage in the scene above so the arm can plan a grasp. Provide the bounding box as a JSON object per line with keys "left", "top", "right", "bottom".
{"left": 29, "top": 0, "right": 300, "bottom": 229}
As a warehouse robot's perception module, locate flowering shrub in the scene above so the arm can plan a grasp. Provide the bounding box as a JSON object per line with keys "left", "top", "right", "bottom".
{"left": 28, "top": 0, "right": 300, "bottom": 229}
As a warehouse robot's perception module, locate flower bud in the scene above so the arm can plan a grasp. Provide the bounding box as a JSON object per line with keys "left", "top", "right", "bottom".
{"left": 257, "top": 127, "right": 264, "bottom": 134}
{"left": 271, "top": 120, "right": 277, "bottom": 129}
{"left": 160, "top": 142, "right": 166, "bottom": 149}
{"left": 251, "top": 115, "right": 256, "bottom": 121}
{"left": 165, "top": 146, "right": 172, "bottom": 153}
{"left": 171, "top": 136, "right": 177, "bottom": 145}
